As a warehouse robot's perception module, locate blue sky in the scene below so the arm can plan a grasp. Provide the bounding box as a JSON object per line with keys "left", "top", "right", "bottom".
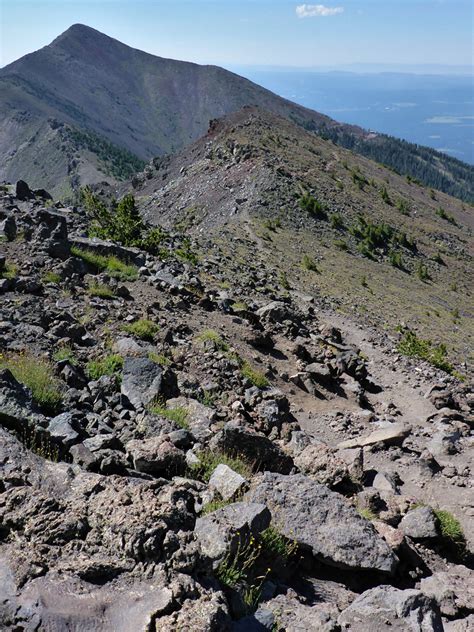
{"left": 1, "top": 0, "right": 472, "bottom": 69}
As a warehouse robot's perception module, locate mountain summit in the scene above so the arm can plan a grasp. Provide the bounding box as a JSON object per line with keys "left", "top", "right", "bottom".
{"left": 0, "top": 25, "right": 473, "bottom": 200}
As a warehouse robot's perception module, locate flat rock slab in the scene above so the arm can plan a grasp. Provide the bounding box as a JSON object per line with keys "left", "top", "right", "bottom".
{"left": 337, "top": 423, "right": 411, "bottom": 449}
{"left": 338, "top": 585, "right": 443, "bottom": 632}
{"left": 16, "top": 573, "right": 173, "bottom": 632}
{"left": 246, "top": 472, "right": 397, "bottom": 573}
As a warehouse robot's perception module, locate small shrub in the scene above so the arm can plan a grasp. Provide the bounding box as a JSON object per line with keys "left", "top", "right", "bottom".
{"left": 87, "top": 282, "right": 115, "bottom": 299}
{"left": 436, "top": 208, "right": 457, "bottom": 226}
{"left": 416, "top": 262, "right": 430, "bottom": 281}
{"left": 260, "top": 527, "right": 298, "bottom": 562}
{"left": 202, "top": 497, "right": 235, "bottom": 515}
{"left": 279, "top": 271, "right": 290, "bottom": 290}
{"left": 0, "top": 261, "right": 18, "bottom": 280}
{"left": 396, "top": 199, "right": 410, "bottom": 215}
{"left": 241, "top": 361, "right": 269, "bottom": 388}
{"left": 434, "top": 509, "right": 465, "bottom": 544}
{"left": 148, "top": 351, "right": 170, "bottom": 366}
{"left": 53, "top": 346, "right": 77, "bottom": 366}
{"left": 21, "top": 429, "right": 60, "bottom": 462}
{"left": 397, "top": 329, "right": 453, "bottom": 373}
{"left": 42, "top": 271, "right": 61, "bottom": 284}
{"left": 150, "top": 401, "right": 189, "bottom": 429}
{"left": 87, "top": 354, "right": 123, "bottom": 380}
{"left": 389, "top": 251, "right": 403, "bottom": 269}
{"left": 301, "top": 255, "right": 318, "bottom": 272}
{"left": 123, "top": 319, "right": 159, "bottom": 341}
{"left": 330, "top": 213, "right": 344, "bottom": 230}
{"left": 334, "top": 239, "right": 348, "bottom": 251}
{"left": 71, "top": 246, "right": 138, "bottom": 281}
{"left": 197, "top": 329, "right": 229, "bottom": 352}
{"left": 357, "top": 507, "right": 377, "bottom": 521}
{"left": 380, "top": 186, "right": 391, "bottom": 204}
{"left": 433, "top": 252, "right": 445, "bottom": 266}
{"left": 299, "top": 194, "right": 327, "bottom": 219}
{"left": 0, "top": 353, "right": 63, "bottom": 414}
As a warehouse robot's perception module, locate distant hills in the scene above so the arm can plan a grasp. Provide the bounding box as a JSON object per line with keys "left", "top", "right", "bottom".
{"left": 0, "top": 24, "right": 473, "bottom": 201}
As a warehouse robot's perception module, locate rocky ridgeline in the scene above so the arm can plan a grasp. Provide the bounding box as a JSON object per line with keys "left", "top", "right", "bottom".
{"left": 0, "top": 181, "right": 473, "bottom": 631}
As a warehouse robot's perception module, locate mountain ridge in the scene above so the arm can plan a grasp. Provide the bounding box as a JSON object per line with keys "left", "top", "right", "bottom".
{"left": 1, "top": 24, "right": 473, "bottom": 201}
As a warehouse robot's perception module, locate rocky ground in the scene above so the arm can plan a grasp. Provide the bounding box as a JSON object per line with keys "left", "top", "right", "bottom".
{"left": 0, "top": 181, "right": 473, "bottom": 631}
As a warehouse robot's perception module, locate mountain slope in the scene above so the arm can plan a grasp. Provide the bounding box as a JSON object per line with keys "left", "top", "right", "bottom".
{"left": 1, "top": 24, "right": 473, "bottom": 201}
{"left": 134, "top": 107, "right": 473, "bottom": 367}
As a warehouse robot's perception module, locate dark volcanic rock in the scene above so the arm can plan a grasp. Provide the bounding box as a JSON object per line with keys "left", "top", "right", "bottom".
{"left": 247, "top": 472, "right": 398, "bottom": 573}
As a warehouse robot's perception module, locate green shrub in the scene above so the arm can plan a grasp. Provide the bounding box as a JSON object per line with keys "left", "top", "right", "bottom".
{"left": 397, "top": 329, "right": 453, "bottom": 373}
{"left": 189, "top": 449, "right": 253, "bottom": 483}
{"left": 70, "top": 246, "right": 137, "bottom": 281}
{"left": 301, "top": 255, "right": 318, "bottom": 272}
{"left": 53, "top": 346, "right": 77, "bottom": 366}
{"left": 216, "top": 526, "right": 298, "bottom": 615}
{"left": 175, "top": 238, "right": 198, "bottom": 264}
{"left": 42, "top": 271, "right": 61, "bottom": 284}
{"left": 334, "top": 239, "right": 348, "bottom": 250}
{"left": 436, "top": 207, "right": 457, "bottom": 225}
{"left": 396, "top": 199, "right": 410, "bottom": 215}
{"left": 241, "top": 361, "right": 269, "bottom": 388}
{"left": 434, "top": 509, "right": 465, "bottom": 544}
{"left": 389, "top": 251, "right": 403, "bottom": 269}
{"left": 416, "top": 262, "right": 430, "bottom": 281}
{"left": 87, "top": 354, "right": 123, "bottom": 380}
{"left": 148, "top": 351, "right": 171, "bottom": 366}
{"left": 357, "top": 507, "right": 377, "bottom": 521}
{"left": 197, "top": 329, "right": 229, "bottom": 352}
{"left": 83, "top": 189, "right": 145, "bottom": 247}
{"left": 0, "top": 261, "right": 18, "bottom": 280}
{"left": 0, "top": 353, "right": 63, "bottom": 414}
{"left": 150, "top": 401, "right": 189, "bottom": 429}
{"left": 299, "top": 194, "right": 327, "bottom": 219}
{"left": 87, "top": 282, "right": 115, "bottom": 299}
{"left": 380, "top": 186, "right": 391, "bottom": 204}
{"left": 330, "top": 213, "right": 344, "bottom": 229}
{"left": 260, "top": 527, "right": 298, "bottom": 562}
{"left": 123, "top": 319, "right": 159, "bottom": 341}
{"left": 279, "top": 271, "right": 290, "bottom": 289}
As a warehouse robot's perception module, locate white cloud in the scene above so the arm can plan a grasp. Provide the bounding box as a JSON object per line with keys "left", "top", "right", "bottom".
{"left": 296, "top": 4, "right": 344, "bottom": 18}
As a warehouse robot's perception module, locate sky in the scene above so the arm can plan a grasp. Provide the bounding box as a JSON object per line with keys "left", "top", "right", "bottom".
{"left": 1, "top": 0, "right": 473, "bottom": 70}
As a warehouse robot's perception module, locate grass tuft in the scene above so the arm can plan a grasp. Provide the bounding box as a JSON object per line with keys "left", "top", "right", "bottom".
{"left": 241, "top": 361, "right": 269, "bottom": 388}
{"left": 0, "top": 352, "right": 63, "bottom": 415}
{"left": 87, "top": 354, "right": 123, "bottom": 380}
{"left": 71, "top": 246, "right": 138, "bottom": 281}
{"left": 123, "top": 319, "right": 159, "bottom": 341}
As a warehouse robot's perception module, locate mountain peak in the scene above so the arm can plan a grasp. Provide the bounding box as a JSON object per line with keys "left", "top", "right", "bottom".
{"left": 51, "top": 23, "right": 124, "bottom": 53}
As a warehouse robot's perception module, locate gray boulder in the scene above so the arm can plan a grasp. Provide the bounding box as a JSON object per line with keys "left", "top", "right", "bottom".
{"left": 400, "top": 507, "right": 440, "bottom": 540}
{"left": 209, "top": 464, "right": 248, "bottom": 501}
{"left": 121, "top": 357, "right": 163, "bottom": 409}
{"left": 211, "top": 426, "right": 293, "bottom": 474}
{"left": 126, "top": 437, "right": 186, "bottom": 476}
{"left": 338, "top": 586, "right": 443, "bottom": 631}
{"left": 47, "top": 413, "right": 81, "bottom": 447}
{"left": 247, "top": 472, "right": 397, "bottom": 573}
